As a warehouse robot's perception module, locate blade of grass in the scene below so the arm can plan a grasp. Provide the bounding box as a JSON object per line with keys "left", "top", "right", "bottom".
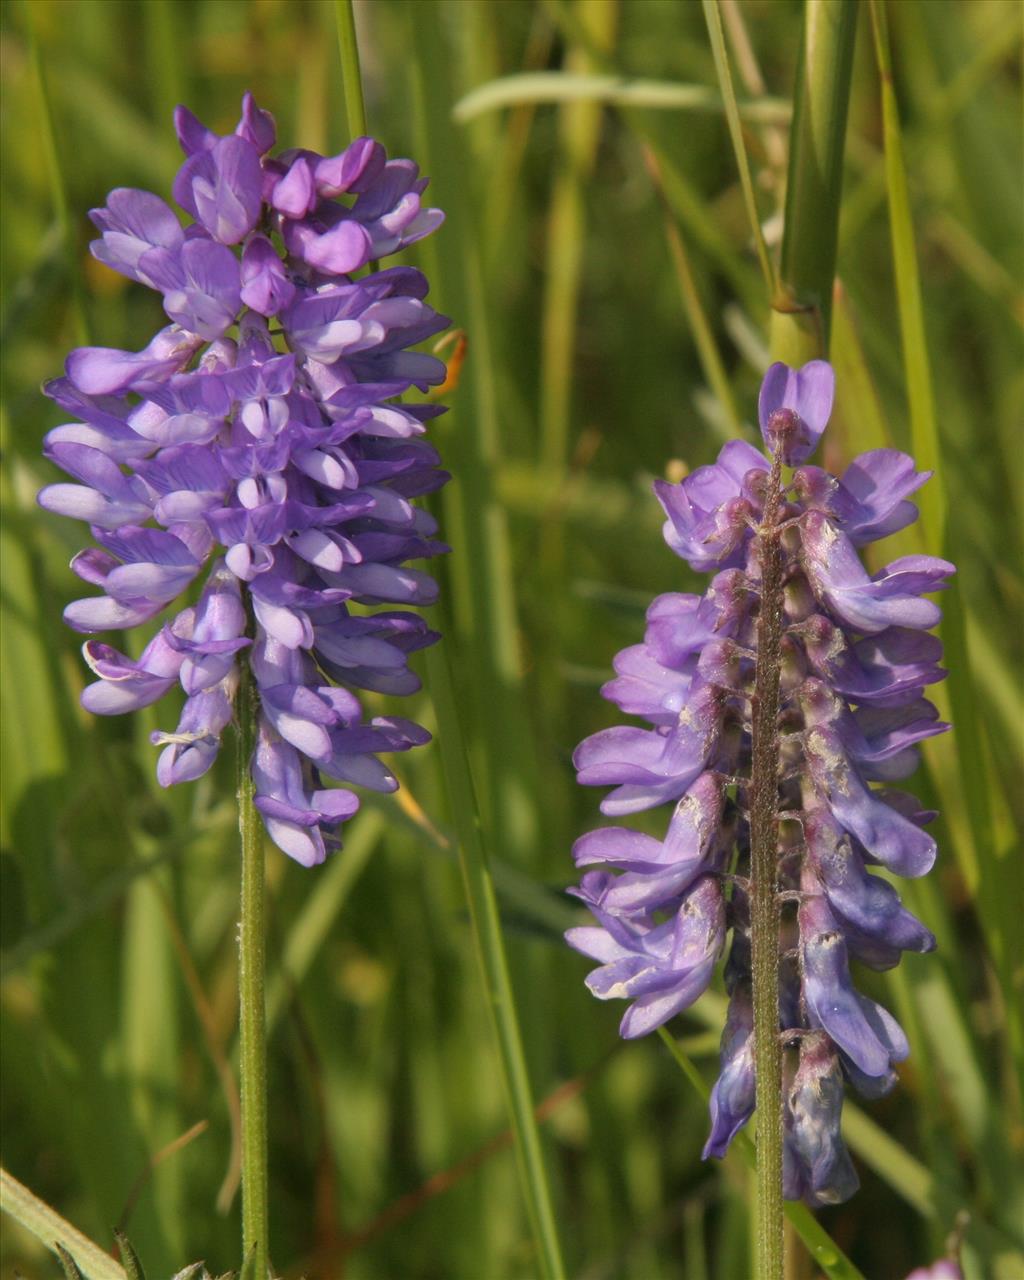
{"left": 334, "top": 0, "right": 368, "bottom": 140}
{"left": 388, "top": 7, "right": 566, "bottom": 1273}
{"left": 542, "top": 0, "right": 763, "bottom": 314}
{"left": 538, "top": 0, "right": 615, "bottom": 479}
{"left": 425, "top": 640, "right": 567, "bottom": 1280}
{"left": 0, "top": 1168, "right": 127, "bottom": 1280}
{"left": 643, "top": 145, "right": 742, "bottom": 434}
{"left": 532, "top": 0, "right": 617, "bottom": 874}
{"left": 700, "top": 0, "right": 777, "bottom": 298}
{"left": 21, "top": 0, "right": 90, "bottom": 346}
{"left": 409, "top": 5, "right": 542, "bottom": 872}
{"left": 869, "top": 0, "right": 1020, "bottom": 1086}
{"left": 120, "top": 871, "right": 183, "bottom": 1265}
{"left": 454, "top": 71, "right": 790, "bottom": 123}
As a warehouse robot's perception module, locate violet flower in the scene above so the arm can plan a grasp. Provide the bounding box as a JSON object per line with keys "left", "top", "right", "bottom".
{"left": 39, "top": 94, "right": 449, "bottom": 866}
{"left": 567, "top": 360, "right": 952, "bottom": 1205}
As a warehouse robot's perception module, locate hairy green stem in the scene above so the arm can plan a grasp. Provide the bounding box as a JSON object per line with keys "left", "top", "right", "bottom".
{"left": 770, "top": 0, "right": 857, "bottom": 363}
{"left": 237, "top": 664, "right": 268, "bottom": 1276}
{"left": 749, "top": 455, "right": 786, "bottom": 1280}
{"left": 335, "top": 0, "right": 368, "bottom": 140}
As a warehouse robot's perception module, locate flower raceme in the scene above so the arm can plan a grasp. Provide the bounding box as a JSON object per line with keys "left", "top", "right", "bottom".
{"left": 566, "top": 360, "right": 953, "bottom": 1206}
{"left": 38, "top": 94, "right": 449, "bottom": 866}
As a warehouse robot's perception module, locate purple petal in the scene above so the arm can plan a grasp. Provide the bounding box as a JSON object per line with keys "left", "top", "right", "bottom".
{"left": 805, "top": 726, "right": 937, "bottom": 876}
{"left": 235, "top": 92, "right": 276, "bottom": 155}
{"left": 174, "top": 135, "right": 263, "bottom": 245}
{"left": 758, "top": 360, "right": 834, "bottom": 465}
{"left": 240, "top": 235, "right": 296, "bottom": 316}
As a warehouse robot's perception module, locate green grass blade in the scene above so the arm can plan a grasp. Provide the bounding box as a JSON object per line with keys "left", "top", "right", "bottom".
{"left": 453, "top": 71, "right": 790, "bottom": 123}
{"left": 425, "top": 641, "right": 567, "bottom": 1280}
{"left": 868, "top": 0, "right": 942, "bottom": 539}
{"left": 644, "top": 145, "right": 742, "bottom": 434}
{"left": 538, "top": 1, "right": 615, "bottom": 479}
{"left": 20, "top": 0, "right": 90, "bottom": 346}
{"left": 700, "top": 0, "right": 776, "bottom": 298}
{"left": 868, "top": 0, "right": 1019, "bottom": 1083}
{"left": 0, "top": 1167, "right": 127, "bottom": 1280}
{"left": 334, "top": 0, "right": 368, "bottom": 140}
{"left": 120, "top": 872, "right": 183, "bottom": 1265}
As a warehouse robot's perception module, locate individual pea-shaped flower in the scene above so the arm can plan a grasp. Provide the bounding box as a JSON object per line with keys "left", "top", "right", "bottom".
{"left": 39, "top": 93, "right": 450, "bottom": 865}
{"left": 567, "top": 359, "right": 952, "bottom": 1206}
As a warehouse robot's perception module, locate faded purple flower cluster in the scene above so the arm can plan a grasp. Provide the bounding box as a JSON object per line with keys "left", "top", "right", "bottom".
{"left": 567, "top": 361, "right": 953, "bottom": 1205}
{"left": 905, "top": 1263, "right": 963, "bottom": 1280}
{"left": 39, "top": 94, "right": 449, "bottom": 866}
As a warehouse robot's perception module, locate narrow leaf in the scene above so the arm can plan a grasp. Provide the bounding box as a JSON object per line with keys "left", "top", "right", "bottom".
{"left": 0, "top": 1167, "right": 126, "bottom": 1280}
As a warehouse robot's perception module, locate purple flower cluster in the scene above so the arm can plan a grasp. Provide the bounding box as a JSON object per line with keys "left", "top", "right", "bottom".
{"left": 905, "top": 1263, "right": 963, "bottom": 1280}
{"left": 38, "top": 94, "right": 449, "bottom": 866}
{"left": 566, "top": 361, "right": 953, "bottom": 1205}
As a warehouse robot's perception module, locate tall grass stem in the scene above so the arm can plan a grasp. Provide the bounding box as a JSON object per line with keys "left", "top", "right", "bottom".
{"left": 334, "top": 0, "right": 368, "bottom": 140}
{"left": 425, "top": 642, "right": 567, "bottom": 1280}
{"left": 769, "top": 0, "right": 857, "bottom": 363}
{"left": 22, "top": 0, "right": 90, "bottom": 346}
{"left": 701, "top": 0, "right": 777, "bottom": 298}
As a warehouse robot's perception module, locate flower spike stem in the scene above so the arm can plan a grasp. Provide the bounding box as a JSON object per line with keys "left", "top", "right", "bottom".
{"left": 749, "top": 453, "right": 787, "bottom": 1280}
{"left": 237, "top": 663, "right": 269, "bottom": 1278}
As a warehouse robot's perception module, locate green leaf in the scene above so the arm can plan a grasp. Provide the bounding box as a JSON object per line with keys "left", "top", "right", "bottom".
{"left": 0, "top": 1167, "right": 126, "bottom": 1280}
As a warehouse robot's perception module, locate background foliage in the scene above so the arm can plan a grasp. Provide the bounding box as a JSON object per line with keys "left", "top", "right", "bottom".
{"left": 1, "top": 1, "right": 1021, "bottom": 1277}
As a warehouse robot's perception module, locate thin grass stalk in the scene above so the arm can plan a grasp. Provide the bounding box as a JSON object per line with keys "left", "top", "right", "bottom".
{"left": 542, "top": 0, "right": 763, "bottom": 308}
{"left": 539, "top": 0, "right": 614, "bottom": 479}
{"left": 364, "top": 9, "right": 565, "bottom": 1272}
{"left": 868, "top": 0, "right": 1021, "bottom": 1088}
{"left": 424, "top": 641, "right": 567, "bottom": 1280}
{"left": 770, "top": 0, "right": 857, "bottom": 364}
{"left": 22, "top": 0, "right": 90, "bottom": 347}
{"left": 643, "top": 145, "right": 742, "bottom": 435}
{"left": 535, "top": 0, "right": 616, "bottom": 839}
{"left": 409, "top": 4, "right": 541, "bottom": 873}
{"left": 334, "top": 0, "right": 368, "bottom": 140}
{"left": 236, "top": 664, "right": 269, "bottom": 1277}
{"left": 701, "top": 0, "right": 777, "bottom": 297}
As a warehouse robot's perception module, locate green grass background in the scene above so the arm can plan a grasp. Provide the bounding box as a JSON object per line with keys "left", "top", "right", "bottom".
{"left": 1, "top": 1, "right": 1021, "bottom": 1277}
